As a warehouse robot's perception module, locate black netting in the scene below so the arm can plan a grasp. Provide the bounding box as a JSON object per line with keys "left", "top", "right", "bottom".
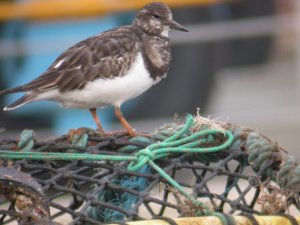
{"left": 0, "top": 119, "right": 299, "bottom": 225}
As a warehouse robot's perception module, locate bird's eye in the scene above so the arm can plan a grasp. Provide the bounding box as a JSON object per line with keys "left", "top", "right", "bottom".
{"left": 152, "top": 13, "right": 160, "bottom": 19}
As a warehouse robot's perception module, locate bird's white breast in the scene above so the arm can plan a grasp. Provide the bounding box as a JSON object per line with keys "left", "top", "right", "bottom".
{"left": 40, "top": 52, "right": 155, "bottom": 109}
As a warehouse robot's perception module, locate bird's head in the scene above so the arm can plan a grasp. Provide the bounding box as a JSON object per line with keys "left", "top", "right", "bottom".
{"left": 133, "top": 2, "right": 188, "bottom": 37}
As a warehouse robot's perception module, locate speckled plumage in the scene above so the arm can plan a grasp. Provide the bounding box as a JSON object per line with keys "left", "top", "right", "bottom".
{"left": 0, "top": 2, "right": 187, "bottom": 135}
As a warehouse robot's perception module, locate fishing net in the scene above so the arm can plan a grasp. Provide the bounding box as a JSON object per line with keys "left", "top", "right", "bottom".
{"left": 0, "top": 115, "right": 299, "bottom": 225}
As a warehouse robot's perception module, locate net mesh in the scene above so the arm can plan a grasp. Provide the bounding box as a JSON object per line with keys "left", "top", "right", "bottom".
{"left": 0, "top": 116, "right": 299, "bottom": 225}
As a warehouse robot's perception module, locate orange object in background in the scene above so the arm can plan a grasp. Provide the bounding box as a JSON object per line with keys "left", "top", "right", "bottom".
{"left": 0, "top": 0, "right": 225, "bottom": 21}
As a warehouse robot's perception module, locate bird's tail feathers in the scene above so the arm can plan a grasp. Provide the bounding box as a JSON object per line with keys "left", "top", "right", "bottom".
{"left": 3, "top": 94, "right": 35, "bottom": 111}
{"left": 0, "top": 86, "right": 26, "bottom": 95}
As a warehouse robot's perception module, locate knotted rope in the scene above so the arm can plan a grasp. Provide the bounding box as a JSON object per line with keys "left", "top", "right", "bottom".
{"left": 0, "top": 115, "right": 234, "bottom": 218}
{"left": 1, "top": 114, "right": 299, "bottom": 224}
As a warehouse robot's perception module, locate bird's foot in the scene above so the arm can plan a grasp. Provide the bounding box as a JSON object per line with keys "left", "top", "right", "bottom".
{"left": 121, "top": 129, "right": 152, "bottom": 138}
{"left": 132, "top": 131, "right": 152, "bottom": 138}
{"left": 68, "top": 128, "right": 85, "bottom": 141}
{"left": 98, "top": 130, "right": 128, "bottom": 137}
{"left": 68, "top": 127, "right": 151, "bottom": 140}
{"left": 95, "top": 129, "right": 151, "bottom": 138}
{"left": 127, "top": 129, "right": 137, "bottom": 137}
{"left": 68, "top": 127, "right": 95, "bottom": 142}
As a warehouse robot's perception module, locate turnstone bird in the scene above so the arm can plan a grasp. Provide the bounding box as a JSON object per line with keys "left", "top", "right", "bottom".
{"left": 0, "top": 2, "right": 188, "bottom": 137}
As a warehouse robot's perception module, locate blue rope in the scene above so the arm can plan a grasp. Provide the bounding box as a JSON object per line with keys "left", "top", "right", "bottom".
{"left": 87, "top": 166, "right": 150, "bottom": 223}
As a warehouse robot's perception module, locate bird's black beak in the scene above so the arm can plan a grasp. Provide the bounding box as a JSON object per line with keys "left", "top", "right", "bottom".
{"left": 168, "top": 19, "right": 188, "bottom": 32}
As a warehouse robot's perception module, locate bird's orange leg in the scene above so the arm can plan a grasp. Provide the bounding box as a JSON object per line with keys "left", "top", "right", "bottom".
{"left": 89, "top": 108, "right": 106, "bottom": 135}
{"left": 114, "top": 106, "right": 136, "bottom": 137}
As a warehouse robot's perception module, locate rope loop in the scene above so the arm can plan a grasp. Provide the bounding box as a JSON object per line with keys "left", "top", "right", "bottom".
{"left": 136, "top": 149, "right": 155, "bottom": 161}
{"left": 126, "top": 115, "right": 233, "bottom": 216}
{"left": 127, "top": 115, "right": 233, "bottom": 173}
{"left": 2, "top": 114, "right": 234, "bottom": 217}
{"left": 127, "top": 148, "right": 155, "bottom": 171}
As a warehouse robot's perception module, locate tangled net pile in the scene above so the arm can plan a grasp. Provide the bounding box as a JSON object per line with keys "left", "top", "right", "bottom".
{"left": 0, "top": 115, "right": 299, "bottom": 225}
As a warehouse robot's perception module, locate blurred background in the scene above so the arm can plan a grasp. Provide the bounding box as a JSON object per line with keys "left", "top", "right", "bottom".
{"left": 0, "top": 0, "right": 299, "bottom": 156}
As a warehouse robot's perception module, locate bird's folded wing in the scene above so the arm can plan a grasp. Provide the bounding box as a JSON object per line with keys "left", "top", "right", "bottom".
{"left": 12, "top": 27, "right": 140, "bottom": 94}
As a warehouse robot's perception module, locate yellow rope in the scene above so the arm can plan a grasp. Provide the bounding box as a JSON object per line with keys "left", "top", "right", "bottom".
{"left": 0, "top": 0, "right": 227, "bottom": 21}
{"left": 109, "top": 216, "right": 300, "bottom": 225}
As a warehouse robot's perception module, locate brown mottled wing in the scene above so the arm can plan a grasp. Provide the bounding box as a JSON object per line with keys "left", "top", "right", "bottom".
{"left": 12, "top": 26, "right": 140, "bottom": 93}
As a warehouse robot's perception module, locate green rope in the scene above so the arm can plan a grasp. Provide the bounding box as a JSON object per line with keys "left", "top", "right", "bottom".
{"left": 126, "top": 115, "right": 233, "bottom": 215}
{"left": 0, "top": 151, "right": 135, "bottom": 161}
{"left": 18, "top": 129, "right": 35, "bottom": 152}
{"left": 0, "top": 114, "right": 234, "bottom": 216}
{"left": 70, "top": 132, "right": 89, "bottom": 148}
{"left": 246, "top": 132, "right": 281, "bottom": 180}
{"left": 277, "top": 156, "right": 300, "bottom": 191}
